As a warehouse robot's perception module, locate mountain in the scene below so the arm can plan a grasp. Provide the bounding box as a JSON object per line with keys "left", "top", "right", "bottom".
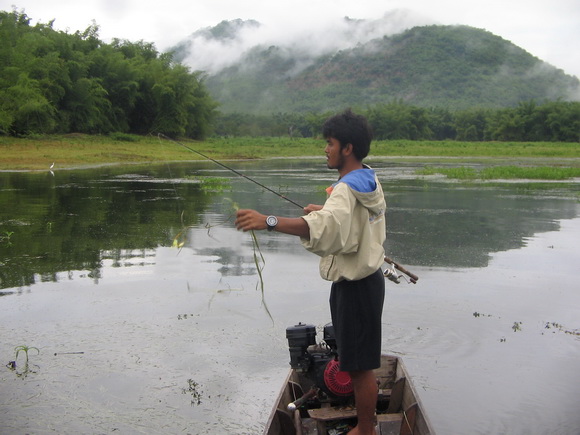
{"left": 171, "top": 20, "right": 580, "bottom": 114}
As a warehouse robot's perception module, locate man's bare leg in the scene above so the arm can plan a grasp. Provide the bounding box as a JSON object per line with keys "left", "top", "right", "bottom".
{"left": 348, "top": 370, "right": 378, "bottom": 435}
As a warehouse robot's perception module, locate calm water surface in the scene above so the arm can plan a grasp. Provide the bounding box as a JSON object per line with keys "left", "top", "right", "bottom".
{"left": 0, "top": 159, "right": 579, "bottom": 434}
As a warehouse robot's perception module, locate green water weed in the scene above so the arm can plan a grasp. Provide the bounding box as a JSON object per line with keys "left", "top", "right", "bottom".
{"left": 417, "top": 165, "right": 580, "bottom": 180}
{"left": 182, "top": 379, "right": 204, "bottom": 406}
{"left": 1, "top": 231, "right": 14, "bottom": 246}
{"left": 184, "top": 175, "right": 231, "bottom": 192}
{"left": 14, "top": 345, "right": 40, "bottom": 363}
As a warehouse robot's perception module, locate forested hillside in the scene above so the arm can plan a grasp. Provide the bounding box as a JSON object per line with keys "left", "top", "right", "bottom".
{"left": 1, "top": 10, "right": 579, "bottom": 142}
{"left": 0, "top": 10, "right": 217, "bottom": 137}
{"left": 184, "top": 22, "right": 579, "bottom": 114}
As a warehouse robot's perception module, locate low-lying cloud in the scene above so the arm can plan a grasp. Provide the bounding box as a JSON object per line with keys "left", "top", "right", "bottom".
{"left": 180, "top": 9, "right": 436, "bottom": 74}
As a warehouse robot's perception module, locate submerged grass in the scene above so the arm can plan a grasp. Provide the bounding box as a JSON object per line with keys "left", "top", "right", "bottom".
{"left": 417, "top": 165, "right": 580, "bottom": 180}
{"left": 183, "top": 175, "right": 231, "bottom": 192}
{"left": 377, "top": 140, "right": 580, "bottom": 158}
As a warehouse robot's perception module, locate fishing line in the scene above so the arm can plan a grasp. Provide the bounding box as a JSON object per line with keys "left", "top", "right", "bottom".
{"left": 155, "top": 134, "right": 184, "bottom": 212}
{"left": 157, "top": 133, "right": 305, "bottom": 209}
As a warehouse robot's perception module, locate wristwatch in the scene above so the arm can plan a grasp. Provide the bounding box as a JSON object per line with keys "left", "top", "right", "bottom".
{"left": 266, "top": 215, "right": 278, "bottom": 231}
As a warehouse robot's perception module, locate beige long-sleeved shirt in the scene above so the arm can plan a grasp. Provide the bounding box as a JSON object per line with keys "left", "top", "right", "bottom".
{"left": 300, "top": 167, "right": 386, "bottom": 282}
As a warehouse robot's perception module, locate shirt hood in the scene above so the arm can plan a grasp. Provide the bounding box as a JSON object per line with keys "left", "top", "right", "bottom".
{"left": 332, "top": 166, "right": 385, "bottom": 216}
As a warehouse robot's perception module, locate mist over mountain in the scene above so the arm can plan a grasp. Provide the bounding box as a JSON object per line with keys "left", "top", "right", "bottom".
{"left": 171, "top": 15, "right": 580, "bottom": 114}
{"left": 172, "top": 11, "right": 432, "bottom": 74}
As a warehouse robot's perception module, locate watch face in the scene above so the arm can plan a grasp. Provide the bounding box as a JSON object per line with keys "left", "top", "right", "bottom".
{"left": 266, "top": 215, "right": 278, "bottom": 227}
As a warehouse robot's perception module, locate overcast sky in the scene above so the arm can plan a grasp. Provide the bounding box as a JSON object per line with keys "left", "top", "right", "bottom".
{"left": 3, "top": 0, "right": 579, "bottom": 78}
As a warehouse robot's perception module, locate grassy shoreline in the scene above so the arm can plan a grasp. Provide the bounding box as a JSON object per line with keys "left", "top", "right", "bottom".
{"left": 1, "top": 134, "right": 579, "bottom": 171}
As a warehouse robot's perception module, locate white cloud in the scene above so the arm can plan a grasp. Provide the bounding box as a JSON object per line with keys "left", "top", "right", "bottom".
{"left": 179, "top": 9, "right": 438, "bottom": 73}
{"left": 2, "top": 0, "right": 579, "bottom": 78}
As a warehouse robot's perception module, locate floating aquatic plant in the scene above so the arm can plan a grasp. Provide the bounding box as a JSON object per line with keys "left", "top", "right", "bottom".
{"left": 14, "top": 345, "right": 40, "bottom": 363}
{"left": 182, "top": 379, "right": 204, "bottom": 406}
{"left": 544, "top": 321, "right": 580, "bottom": 336}
{"left": 184, "top": 175, "right": 231, "bottom": 192}
{"left": 0, "top": 231, "right": 14, "bottom": 246}
{"left": 7, "top": 345, "right": 40, "bottom": 378}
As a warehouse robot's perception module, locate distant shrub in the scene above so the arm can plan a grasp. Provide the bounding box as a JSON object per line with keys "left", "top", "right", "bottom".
{"left": 109, "top": 132, "right": 139, "bottom": 142}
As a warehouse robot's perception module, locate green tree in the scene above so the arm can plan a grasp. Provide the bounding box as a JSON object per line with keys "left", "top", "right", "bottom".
{"left": 545, "top": 102, "right": 580, "bottom": 142}
{"left": 487, "top": 108, "right": 525, "bottom": 141}
{"left": 366, "top": 101, "right": 431, "bottom": 140}
{"left": 0, "top": 10, "right": 217, "bottom": 138}
{"left": 88, "top": 45, "right": 138, "bottom": 132}
{"left": 1, "top": 72, "right": 56, "bottom": 135}
{"left": 455, "top": 108, "right": 489, "bottom": 141}
{"left": 63, "top": 77, "right": 112, "bottom": 133}
{"left": 426, "top": 107, "right": 456, "bottom": 140}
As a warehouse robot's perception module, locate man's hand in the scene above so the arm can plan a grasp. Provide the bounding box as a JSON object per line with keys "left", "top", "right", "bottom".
{"left": 303, "top": 204, "right": 323, "bottom": 214}
{"left": 235, "top": 209, "right": 267, "bottom": 232}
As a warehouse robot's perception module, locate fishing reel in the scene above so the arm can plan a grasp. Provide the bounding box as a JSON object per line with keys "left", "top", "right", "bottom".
{"left": 383, "top": 256, "right": 418, "bottom": 284}
{"left": 286, "top": 322, "right": 353, "bottom": 405}
{"left": 383, "top": 267, "right": 402, "bottom": 284}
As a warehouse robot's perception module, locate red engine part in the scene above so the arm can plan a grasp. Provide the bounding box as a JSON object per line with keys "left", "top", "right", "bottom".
{"left": 323, "top": 359, "right": 353, "bottom": 396}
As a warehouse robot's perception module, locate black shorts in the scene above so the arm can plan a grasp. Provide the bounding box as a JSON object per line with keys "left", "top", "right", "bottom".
{"left": 329, "top": 268, "right": 385, "bottom": 372}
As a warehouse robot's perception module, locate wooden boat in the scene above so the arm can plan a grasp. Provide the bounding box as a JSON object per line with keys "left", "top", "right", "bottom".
{"left": 264, "top": 353, "right": 435, "bottom": 435}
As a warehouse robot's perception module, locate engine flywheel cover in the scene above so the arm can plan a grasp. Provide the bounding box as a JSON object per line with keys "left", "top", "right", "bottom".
{"left": 323, "top": 359, "right": 353, "bottom": 396}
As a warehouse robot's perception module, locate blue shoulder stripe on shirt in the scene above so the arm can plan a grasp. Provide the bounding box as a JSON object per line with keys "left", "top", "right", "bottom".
{"left": 336, "top": 168, "right": 376, "bottom": 193}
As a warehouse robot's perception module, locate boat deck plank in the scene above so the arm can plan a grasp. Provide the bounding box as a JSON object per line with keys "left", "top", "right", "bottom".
{"left": 377, "top": 413, "right": 404, "bottom": 435}
{"left": 308, "top": 406, "right": 357, "bottom": 421}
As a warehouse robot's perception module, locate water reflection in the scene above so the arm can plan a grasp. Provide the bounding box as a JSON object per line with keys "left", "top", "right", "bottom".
{"left": 0, "top": 165, "right": 211, "bottom": 289}
{"left": 1, "top": 160, "right": 578, "bottom": 290}
{"left": 384, "top": 180, "right": 578, "bottom": 267}
{"left": 1, "top": 160, "right": 579, "bottom": 434}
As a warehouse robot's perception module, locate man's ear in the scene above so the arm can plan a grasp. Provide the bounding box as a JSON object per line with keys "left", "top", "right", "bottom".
{"left": 342, "top": 143, "right": 354, "bottom": 156}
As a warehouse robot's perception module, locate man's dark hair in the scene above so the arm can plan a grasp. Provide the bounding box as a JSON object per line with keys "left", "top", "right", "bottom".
{"left": 322, "top": 109, "right": 373, "bottom": 161}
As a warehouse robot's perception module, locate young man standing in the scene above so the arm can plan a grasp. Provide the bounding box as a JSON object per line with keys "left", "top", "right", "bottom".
{"left": 235, "top": 109, "right": 386, "bottom": 435}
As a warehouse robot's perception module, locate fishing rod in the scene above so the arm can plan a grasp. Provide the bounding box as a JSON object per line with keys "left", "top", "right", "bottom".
{"left": 158, "top": 133, "right": 419, "bottom": 283}
{"left": 157, "top": 133, "right": 304, "bottom": 209}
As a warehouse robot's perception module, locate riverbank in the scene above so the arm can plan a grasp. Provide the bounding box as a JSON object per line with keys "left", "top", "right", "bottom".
{"left": 1, "top": 134, "right": 579, "bottom": 171}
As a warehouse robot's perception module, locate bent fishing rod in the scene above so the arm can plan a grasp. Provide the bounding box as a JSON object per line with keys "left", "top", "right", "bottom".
{"left": 158, "top": 133, "right": 303, "bottom": 209}
{"left": 158, "top": 133, "right": 418, "bottom": 283}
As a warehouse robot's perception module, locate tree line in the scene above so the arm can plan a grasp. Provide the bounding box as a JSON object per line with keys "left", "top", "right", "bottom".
{"left": 215, "top": 100, "right": 580, "bottom": 142}
{"left": 1, "top": 10, "right": 578, "bottom": 142}
{"left": 0, "top": 10, "right": 216, "bottom": 138}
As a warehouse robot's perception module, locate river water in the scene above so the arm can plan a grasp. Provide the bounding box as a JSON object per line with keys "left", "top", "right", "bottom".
{"left": 0, "top": 158, "right": 579, "bottom": 435}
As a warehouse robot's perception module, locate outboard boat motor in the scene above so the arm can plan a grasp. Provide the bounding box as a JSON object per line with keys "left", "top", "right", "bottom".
{"left": 285, "top": 322, "right": 353, "bottom": 404}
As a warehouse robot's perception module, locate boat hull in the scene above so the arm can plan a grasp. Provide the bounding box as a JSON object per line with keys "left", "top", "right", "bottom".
{"left": 264, "top": 354, "right": 435, "bottom": 435}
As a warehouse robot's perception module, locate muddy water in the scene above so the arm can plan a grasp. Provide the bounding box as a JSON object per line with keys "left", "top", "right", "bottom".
{"left": 0, "top": 159, "right": 579, "bottom": 434}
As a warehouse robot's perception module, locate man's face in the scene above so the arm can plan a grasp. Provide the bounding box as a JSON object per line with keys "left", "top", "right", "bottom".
{"left": 325, "top": 137, "right": 345, "bottom": 170}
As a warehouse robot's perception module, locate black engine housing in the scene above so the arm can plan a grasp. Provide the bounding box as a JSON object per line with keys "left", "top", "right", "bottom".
{"left": 285, "top": 322, "right": 353, "bottom": 400}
